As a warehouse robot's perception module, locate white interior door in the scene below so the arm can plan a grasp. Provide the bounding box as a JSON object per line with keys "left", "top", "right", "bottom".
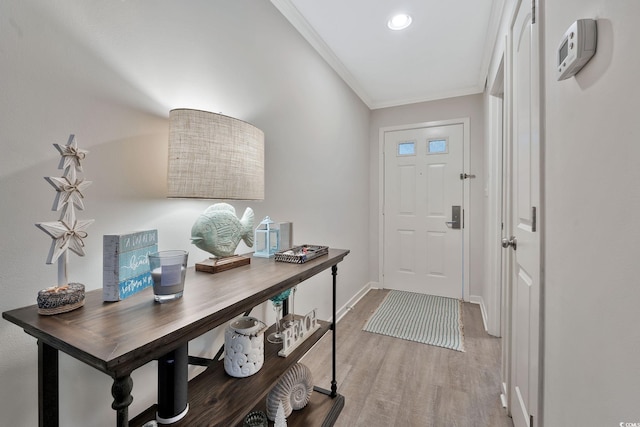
{"left": 383, "top": 123, "right": 464, "bottom": 299}
{"left": 508, "top": 1, "right": 541, "bottom": 426}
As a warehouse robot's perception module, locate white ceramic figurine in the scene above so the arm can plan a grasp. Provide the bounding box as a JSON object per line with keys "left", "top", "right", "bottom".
{"left": 190, "top": 203, "right": 254, "bottom": 257}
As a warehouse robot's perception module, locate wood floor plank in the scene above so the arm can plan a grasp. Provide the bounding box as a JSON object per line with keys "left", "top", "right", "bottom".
{"left": 300, "top": 289, "right": 513, "bottom": 427}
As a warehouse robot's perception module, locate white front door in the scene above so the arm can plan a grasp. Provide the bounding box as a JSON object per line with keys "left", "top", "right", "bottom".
{"left": 383, "top": 122, "right": 464, "bottom": 299}
{"left": 507, "top": 1, "right": 541, "bottom": 426}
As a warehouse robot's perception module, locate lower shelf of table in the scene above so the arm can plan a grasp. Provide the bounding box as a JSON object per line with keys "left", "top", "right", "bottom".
{"left": 270, "top": 386, "right": 344, "bottom": 427}
{"left": 130, "top": 318, "right": 342, "bottom": 427}
{"left": 133, "top": 387, "right": 343, "bottom": 427}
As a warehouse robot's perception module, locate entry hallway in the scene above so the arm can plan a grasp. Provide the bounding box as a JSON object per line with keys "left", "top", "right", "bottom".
{"left": 301, "top": 289, "right": 513, "bottom": 427}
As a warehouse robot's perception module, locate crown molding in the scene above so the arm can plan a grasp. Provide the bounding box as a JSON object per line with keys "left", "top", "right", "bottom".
{"left": 270, "top": 0, "right": 374, "bottom": 108}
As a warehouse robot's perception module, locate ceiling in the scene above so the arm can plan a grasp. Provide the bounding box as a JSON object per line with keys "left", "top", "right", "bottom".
{"left": 271, "top": 0, "right": 504, "bottom": 109}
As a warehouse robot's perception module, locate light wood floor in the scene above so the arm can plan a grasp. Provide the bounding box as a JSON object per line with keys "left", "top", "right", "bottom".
{"left": 301, "top": 289, "right": 513, "bottom": 427}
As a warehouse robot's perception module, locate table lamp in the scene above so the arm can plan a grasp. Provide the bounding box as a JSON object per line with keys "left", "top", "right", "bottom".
{"left": 167, "top": 108, "right": 264, "bottom": 273}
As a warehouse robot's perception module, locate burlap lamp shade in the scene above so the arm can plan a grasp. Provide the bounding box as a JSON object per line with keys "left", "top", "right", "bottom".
{"left": 167, "top": 109, "right": 264, "bottom": 200}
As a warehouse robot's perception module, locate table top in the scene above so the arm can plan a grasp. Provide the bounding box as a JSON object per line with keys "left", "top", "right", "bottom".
{"left": 3, "top": 248, "right": 349, "bottom": 378}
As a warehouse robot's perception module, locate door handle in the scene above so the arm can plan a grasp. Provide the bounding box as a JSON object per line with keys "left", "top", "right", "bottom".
{"left": 501, "top": 236, "right": 517, "bottom": 250}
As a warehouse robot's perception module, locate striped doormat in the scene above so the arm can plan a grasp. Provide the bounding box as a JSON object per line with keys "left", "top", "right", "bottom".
{"left": 363, "top": 290, "right": 465, "bottom": 352}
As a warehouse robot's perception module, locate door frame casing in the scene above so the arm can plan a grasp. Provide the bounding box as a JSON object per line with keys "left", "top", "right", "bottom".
{"left": 487, "top": 58, "right": 505, "bottom": 338}
{"left": 505, "top": 0, "right": 543, "bottom": 424}
{"left": 378, "top": 117, "right": 471, "bottom": 301}
{"left": 487, "top": 48, "right": 511, "bottom": 406}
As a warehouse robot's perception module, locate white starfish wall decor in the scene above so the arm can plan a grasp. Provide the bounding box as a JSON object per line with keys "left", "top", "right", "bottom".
{"left": 36, "top": 135, "right": 94, "bottom": 287}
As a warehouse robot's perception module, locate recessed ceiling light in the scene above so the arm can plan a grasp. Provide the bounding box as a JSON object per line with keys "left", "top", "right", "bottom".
{"left": 387, "top": 14, "right": 412, "bottom": 31}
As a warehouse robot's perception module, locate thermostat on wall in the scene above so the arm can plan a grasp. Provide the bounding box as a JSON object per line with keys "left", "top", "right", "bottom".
{"left": 557, "top": 19, "right": 597, "bottom": 81}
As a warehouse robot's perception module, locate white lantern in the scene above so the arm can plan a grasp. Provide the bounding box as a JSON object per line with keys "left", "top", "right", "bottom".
{"left": 254, "top": 216, "right": 280, "bottom": 258}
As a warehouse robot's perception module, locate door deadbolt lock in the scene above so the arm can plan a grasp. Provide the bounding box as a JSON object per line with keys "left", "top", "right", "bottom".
{"left": 445, "top": 206, "right": 461, "bottom": 229}
{"left": 501, "top": 236, "right": 517, "bottom": 250}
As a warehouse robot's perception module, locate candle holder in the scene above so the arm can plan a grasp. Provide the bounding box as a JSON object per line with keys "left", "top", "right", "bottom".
{"left": 254, "top": 216, "right": 279, "bottom": 258}
{"left": 284, "top": 286, "right": 297, "bottom": 328}
{"left": 149, "top": 251, "right": 189, "bottom": 303}
{"left": 267, "top": 289, "right": 291, "bottom": 344}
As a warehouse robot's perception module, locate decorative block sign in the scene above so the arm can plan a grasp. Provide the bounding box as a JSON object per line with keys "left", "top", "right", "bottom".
{"left": 278, "top": 309, "right": 321, "bottom": 357}
{"left": 103, "top": 229, "right": 158, "bottom": 301}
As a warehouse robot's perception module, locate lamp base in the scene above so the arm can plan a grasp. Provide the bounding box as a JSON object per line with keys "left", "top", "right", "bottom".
{"left": 195, "top": 255, "right": 250, "bottom": 274}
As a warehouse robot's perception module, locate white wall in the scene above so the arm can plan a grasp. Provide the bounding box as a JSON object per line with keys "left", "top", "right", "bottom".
{"left": 542, "top": 0, "right": 640, "bottom": 425}
{"left": 485, "top": 0, "right": 640, "bottom": 425}
{"left": 368, "top": 95, "right": 486, "bottom": 301}
{"left": 0, "top": 1, "right": 370, "bottom": 425}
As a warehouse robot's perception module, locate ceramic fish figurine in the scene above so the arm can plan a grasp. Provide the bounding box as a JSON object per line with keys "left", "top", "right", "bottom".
{"left": 190, "top": 203, "right": 254, "bottom": 257}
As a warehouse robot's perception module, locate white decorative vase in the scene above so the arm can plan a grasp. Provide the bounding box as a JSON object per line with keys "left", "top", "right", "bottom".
{"left": 224, "top": 316, "right": 267, "bottom": 378}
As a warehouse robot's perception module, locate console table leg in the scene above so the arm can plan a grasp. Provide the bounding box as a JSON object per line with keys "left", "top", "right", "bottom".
{"left": 157, "top": 344, "right": 189, "bottom": 423}
{"left": 38, "top": 341, "right": 58, "bottom": 427}
{"left": 331, "top": 264, "right": 338, "bottom": 398}
{"left": 111, "top": 375, "right": 133, "bottom": 427}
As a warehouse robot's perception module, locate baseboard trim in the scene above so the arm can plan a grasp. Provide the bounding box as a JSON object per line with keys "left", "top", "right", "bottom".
{"left": 469, "top": 295, "right": 488, "bottom": 332}
{"left": 334, "top": 282, "right": 373, "bottom": 323}
{"left": 501, "top": 381, "right": 508, "bottom": 410}
{"left": 500, "top": 392, "right": 507, "bottom": 408}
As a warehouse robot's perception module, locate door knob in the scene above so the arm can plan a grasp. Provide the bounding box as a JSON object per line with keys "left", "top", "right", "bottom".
{"left": 501, "top": 236, "right": 517, "bottom": 250}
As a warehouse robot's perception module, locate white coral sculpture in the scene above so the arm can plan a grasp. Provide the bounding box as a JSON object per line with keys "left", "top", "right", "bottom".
{"left": 36, "top": 135, "right": 94, "bottom": 288}
{"left": 274, "top": 400, "right": 287, "bottom": 427}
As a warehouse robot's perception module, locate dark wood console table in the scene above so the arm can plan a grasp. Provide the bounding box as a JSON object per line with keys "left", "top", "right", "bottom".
{"left": 3, "top": 248, "right": 349, "bottom": 426}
